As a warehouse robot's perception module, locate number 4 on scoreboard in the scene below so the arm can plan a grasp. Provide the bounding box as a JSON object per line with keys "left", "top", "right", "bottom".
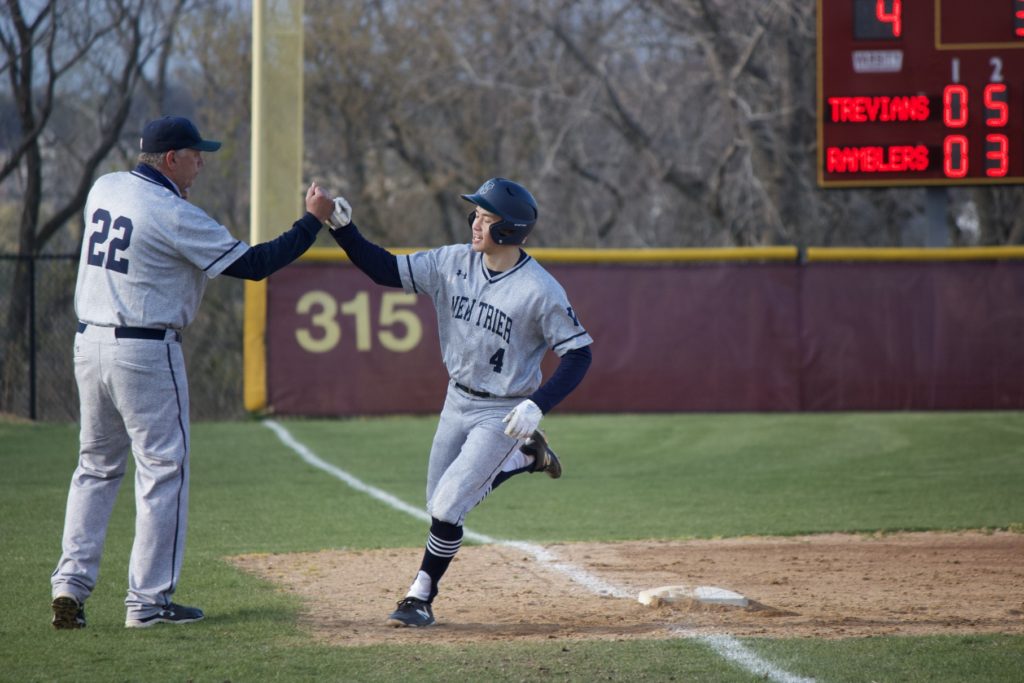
{"left": 876, "top": 0, "right": 902, "bottom": 38}
{"left": 853, "top": 0, "right": 902, "bottom": 41}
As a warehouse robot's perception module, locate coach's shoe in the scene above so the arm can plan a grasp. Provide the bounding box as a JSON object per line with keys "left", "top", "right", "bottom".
{"left": 125, "top": 603, "right": 204, "bottom": 628}
{"left": 386, "top": 597, "right": 435, "bottom": 627}
{"left": 522, "top": 429, "right": 562, "bottom": 479}
{"left": 51, "top": 594, "right": 86, "bottom": 630}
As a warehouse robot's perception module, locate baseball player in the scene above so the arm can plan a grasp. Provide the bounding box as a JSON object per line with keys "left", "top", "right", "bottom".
{"left": 50, "top": 115, "right": 335, "bottom": 629}
{"left": 327, "top": 177, "right": 593, "bottom": 627}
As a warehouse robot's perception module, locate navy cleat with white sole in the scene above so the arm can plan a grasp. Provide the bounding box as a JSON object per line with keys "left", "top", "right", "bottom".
{"left": 521, "top": 429, "right": 562, "bottom": 479}
{"left": 125, "top": 603, "right": 204, "bottom": 628}
{"left": 386, "top": 597, "right": 435, "bottom": 627}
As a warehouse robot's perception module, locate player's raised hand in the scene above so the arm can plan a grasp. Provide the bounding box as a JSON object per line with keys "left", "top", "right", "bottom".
{"left": 305, "top": 182, "right": 335, "bottom": 222}
{"left": 502, "top": 399, "right": 543, "bottom": 439}
{"left": 328, "top": 196, "right": 352, "bottom": 230}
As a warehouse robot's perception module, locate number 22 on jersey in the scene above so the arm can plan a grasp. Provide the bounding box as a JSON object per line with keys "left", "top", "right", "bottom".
{"left": 86, "top": 208, "right": 133, "bottom": 274}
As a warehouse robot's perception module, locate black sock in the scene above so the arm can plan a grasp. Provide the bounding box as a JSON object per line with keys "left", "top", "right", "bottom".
{"left": 418, "top": 517, "right": 463, "bottom": 601}
{"left": 491, "top": 465, "right": 533, "bottom": 490}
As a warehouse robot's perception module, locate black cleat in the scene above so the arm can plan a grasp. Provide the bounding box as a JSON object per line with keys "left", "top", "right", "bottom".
{"left": 521, "top": 429, "right": 562, "bottom": 479}
{"left": 51, "top": 595, "right": 86, "bottom": 630}
{"left": 386, "top": 597, "right": 435, "bottom": 627}
{"left": 125, "top": 603, "right": 204, "bottom": 628}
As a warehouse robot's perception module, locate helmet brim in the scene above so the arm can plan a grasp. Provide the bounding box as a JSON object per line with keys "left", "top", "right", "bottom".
{"left": 460, "top": 192, "right": 502, "bottom": 217}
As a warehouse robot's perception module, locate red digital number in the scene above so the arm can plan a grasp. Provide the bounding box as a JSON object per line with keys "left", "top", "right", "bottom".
{"left": 876, "top": 0, "right": 902, "bottom": 38}
{"left": 943, "top": 85, "right": 968, "bottom": 128}
{"left": 983, "top": 83, "right": 1009, "bottom": 127}
{"left": 1016, "top": 0, "right": 1024, "bottom": 38}
{"left": 944, "top": 135, "right": 969, "bottom": 178}
{"left": 985, "top": 134, "right": 1009, "bottom": 177}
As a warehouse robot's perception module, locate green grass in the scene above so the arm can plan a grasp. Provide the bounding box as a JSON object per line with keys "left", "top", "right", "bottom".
{"left": 755, "top": 634, "right": 1024, "bottom": 683}
{"left": 1, "top": 412, "right": 1022, "bottom": 682}
{"left": 286, "top": 412, "right": 1024, "bottom": 541}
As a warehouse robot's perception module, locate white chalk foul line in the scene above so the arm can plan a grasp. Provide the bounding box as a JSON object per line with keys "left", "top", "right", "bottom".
{"left": 263, "top": 419, "right": 432, "bottom": 525}
{"left": 693, "top": 633, "right": 817, "bottom": 683}
{"left": 263, "top": 419, "right": 816, "bottom": 683}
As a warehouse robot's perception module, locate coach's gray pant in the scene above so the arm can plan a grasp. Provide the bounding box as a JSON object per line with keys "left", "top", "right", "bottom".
{"left": 51, "top": 326, "right": 190, "bottom": 619}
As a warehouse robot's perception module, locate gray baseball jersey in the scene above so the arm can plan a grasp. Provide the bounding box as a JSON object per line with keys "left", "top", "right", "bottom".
{"left": 74, "top": 169, "right": 249, "bottom": 329}
{"left": 397, "top": 244, "right": 592, "bottom": 525}
{"left": 399, "top": 244, "right": 592, "bottom": 397}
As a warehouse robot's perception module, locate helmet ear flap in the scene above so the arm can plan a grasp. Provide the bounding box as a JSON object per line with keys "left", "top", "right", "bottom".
{"left": 490, "top": 223, "right": 516, "bottom": 244}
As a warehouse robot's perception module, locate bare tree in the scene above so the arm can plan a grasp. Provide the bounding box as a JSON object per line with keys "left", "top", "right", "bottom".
{"left": 0, "top": 0, "right": 188, "bottom": 410}
{"left": 299, "top": 0, "right": 1024, "bottom": 250}
{"left": 302, "top": 1, "right": 824, "bottom": 248}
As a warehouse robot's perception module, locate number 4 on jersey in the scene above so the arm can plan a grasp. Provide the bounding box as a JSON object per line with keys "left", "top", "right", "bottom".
{"left": 489, "top": 348, "right": 505, "bottom": 373}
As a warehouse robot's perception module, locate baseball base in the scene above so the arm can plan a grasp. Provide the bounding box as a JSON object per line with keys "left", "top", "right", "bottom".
{"left": 638, "top": 584, "right": 749, "bottom": 608}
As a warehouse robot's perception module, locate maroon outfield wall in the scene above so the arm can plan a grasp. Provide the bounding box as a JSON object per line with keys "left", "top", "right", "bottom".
{"left": 800, "top": 261, "right": 1024, "bottom": 410}
{"left": 263, "top": 259, "right": 1024, "bottom": 415}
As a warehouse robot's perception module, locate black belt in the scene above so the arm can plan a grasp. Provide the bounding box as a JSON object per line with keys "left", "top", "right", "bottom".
{"left": 77, "top": 322, "right": 181, "bottom": 342}
{"left": 454, "top": 381, "right": 493, "bottom": 398}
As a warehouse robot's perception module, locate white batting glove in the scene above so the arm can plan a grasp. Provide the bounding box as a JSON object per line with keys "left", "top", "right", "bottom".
{"left": 502, "top": 399, "right": 543, "bottom": 439}
{"left": 328, "top": 196, "right": 352, "bottom": 229}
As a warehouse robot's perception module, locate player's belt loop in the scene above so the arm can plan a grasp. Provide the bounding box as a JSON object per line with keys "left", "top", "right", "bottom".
{"left": 76, "top": 322, "right": 181, "bottom": 343}
{"left": 453, "top": 381, "right": 493, "bottom": 398}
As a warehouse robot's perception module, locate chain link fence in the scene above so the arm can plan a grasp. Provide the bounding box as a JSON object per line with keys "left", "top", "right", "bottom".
{"left": 0, "top": 253, "right": 247, "bottom": 422}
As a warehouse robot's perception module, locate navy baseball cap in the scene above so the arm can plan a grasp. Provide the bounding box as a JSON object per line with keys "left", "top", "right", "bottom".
{"left": 140, "top": 116, "right": 221, "bottom": 153}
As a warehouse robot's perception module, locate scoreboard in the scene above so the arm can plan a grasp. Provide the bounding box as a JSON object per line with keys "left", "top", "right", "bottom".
{"left": 818, "top": 0, "right": 1024, "bottom": 186}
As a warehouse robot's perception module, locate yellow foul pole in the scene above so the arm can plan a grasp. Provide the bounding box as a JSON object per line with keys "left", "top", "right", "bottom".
{"left": 244, "top": 0, "right": 304, "bottom": 412}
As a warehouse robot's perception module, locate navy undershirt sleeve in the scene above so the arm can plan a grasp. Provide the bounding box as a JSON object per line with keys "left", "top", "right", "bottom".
{"left": 529, "top": 345, "right": 592, "bottom": 414}
{"left": 222, "top": 213, "right": 322, "bottom": 280}
{"left": 328, "top": 222, "right": 402, "bottom": 287}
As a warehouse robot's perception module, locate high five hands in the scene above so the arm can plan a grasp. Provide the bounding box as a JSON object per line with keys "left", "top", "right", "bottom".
{"left": 306, "top": 182, "right": 335, "bottom": 222}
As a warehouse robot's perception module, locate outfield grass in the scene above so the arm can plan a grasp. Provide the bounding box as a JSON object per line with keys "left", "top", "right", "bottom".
{"left": 1, "top": 412, "right": 1022, "bottom": 682}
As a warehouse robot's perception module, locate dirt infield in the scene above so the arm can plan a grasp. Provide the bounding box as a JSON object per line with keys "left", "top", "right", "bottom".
{"left": 229, "top": 531, "right": 1024, "bottom": 646}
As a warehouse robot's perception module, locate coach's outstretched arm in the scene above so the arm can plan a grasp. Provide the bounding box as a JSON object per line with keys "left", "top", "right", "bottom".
{"left": 222, "top": 182, "right": 334, "bottom": 280}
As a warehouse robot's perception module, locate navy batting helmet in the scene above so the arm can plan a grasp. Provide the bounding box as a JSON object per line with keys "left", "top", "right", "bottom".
{"left": 461, "top": 178, "right": 538, "bottom": 245}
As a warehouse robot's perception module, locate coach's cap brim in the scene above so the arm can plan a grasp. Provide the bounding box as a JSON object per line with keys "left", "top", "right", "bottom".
{"left": 140, "top": 115, "right": 222, "bottom": 153}
{"left": 190, "top": 139, "right": 222, "bottom": 152}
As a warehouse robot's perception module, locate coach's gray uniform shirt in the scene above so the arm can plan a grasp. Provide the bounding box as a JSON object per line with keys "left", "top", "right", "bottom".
{"left": 398, "top": 244, "right": 593, "bottom": 398}
{"left": 74, "top": 169, "right": 249, "bottom": 329}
